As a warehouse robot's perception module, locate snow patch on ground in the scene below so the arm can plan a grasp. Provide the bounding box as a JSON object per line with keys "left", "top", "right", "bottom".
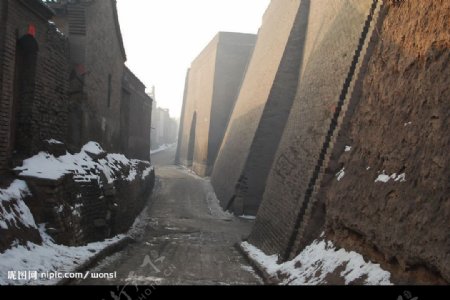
{"left": 0, "top": 225, "right": 125, "bottom": 285}
{"left": 239, "top": 215, "right": 256, "bottom": 220}
{"left": 150, "top": 143, "right": 176, "bottom": 155}
{"left": 241, "top": 238, "right": 392, "bottom": 285}
{"left": 336, "top": 167, "right": 346, "bottom": 181}
{"left": 375, "top": 171, "right": 406, "bottom": 183}
{"left": 177, "top": 166, "right": 233, "bottom": 220}
{"left": 0, "top": 180, "right": 36, "bottom": 230}
{"left": 202, "top": 179, "right": 233, "bottom": 220}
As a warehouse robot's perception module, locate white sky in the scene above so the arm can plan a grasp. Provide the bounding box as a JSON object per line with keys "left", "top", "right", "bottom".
{"left": 116, "top": 0, "right": 270, "bottom": 118}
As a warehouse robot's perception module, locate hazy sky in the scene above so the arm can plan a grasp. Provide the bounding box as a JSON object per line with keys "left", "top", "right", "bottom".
{"left": 116, "top": 0, "right": 270, "bottom": 118}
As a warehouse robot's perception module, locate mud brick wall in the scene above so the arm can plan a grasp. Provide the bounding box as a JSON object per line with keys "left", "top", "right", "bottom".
{"left": 322, "top": 0, "right": 450, "bottom": 283}
{"left": 248, "top": 0, "right": 379, "bottom": 257}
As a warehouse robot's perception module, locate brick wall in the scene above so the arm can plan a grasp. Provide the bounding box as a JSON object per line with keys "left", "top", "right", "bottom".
{"left": 0, "top": 0, "right": 69, "bottom": 173}
{"left": 210, "top": 0, "right": 301, "bottom": 214}
{"left": 175, "top": 69, "right": 189, "bottom": 162}
{"left": 20, "top": 143, "right": 155, "bottom": 246}
{"left": 82, "top": 0, "right": 125, "bottom": 152}
{"left": 177, "top": 32, "right": 256, "bottom": 176}
{"left": 177, "top": 34, "right": 218, "bottom": 175}
{"left": 48, "top": 0, "right": 126, "bottom": 153}
{"left": 122, "top": 67, "right": 152, "bottom": 161}
{"left": 0, "top": 0, "right": 9, "bottom": 173}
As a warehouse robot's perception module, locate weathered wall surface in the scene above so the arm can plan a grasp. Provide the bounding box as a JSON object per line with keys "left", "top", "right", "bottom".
{"left": 177, "top": 35, "right": 218, "bottom": 174}
{"left": 82, "top": 0, "right": 125, "bottom": 152}
{"left": 248, "top": 0, "right": 377, "bottom": 256}
{"left": 15, "top": 141, "right": 155, "bottom": 246}
{"left": 121, "top": 67, "right": 152, "bottom": 161}
{"left": 0, "top": 0, "right": 70, "bottom": 173}
{"left": 175, "top": 69, "right": 190, "bottom": 162}
{"left": 321, "top": 0, "right": 450, "bottom": 283}
{"left": 211, "top": 0, "right": 302, "bottom": 213}
{"left": 48, "top": 0, "right": 126, "bottom": 153}
{"left": 0, "top": 179, "right": 42, "bottom": 252}
{"left": 208, "top": 33, "right": 257, "bottom": 170}
{"left": 177, "top": 32, "right": 256, "bottom": 176}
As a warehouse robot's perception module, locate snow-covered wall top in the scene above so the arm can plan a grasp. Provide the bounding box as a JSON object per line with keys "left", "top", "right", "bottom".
{"left": 15, "top": 141, "right": 154, "bottom": 185}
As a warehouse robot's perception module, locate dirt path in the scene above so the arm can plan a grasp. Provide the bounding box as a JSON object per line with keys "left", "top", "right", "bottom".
{"left": 78, "top": 146, "right": 262, "bottom": 285}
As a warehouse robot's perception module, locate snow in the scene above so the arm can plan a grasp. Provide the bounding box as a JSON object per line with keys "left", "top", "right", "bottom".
{"left": 15, "top": 151, "right": 99, "bottom": 181}
{"left": 394, "top": 173, "right": 406, "bottom": 182}
{"left": 126, "top": 162, "right": 138, "bottom": 182}
{"left": 1, "top": 142, "right": 154, "bottom": 285}
{"left": 375, "top": 171, "right": 406, "bottom": 183}
{"left": 345, "top": 146, "right": 352, "bottom": 152}
{"left": 150, "top": 143, "right": 176, "bottom": 155}
{"left": 202, "top": 178, "right": 233, "bottom": 220}
{"left": 375, "top": 172, "right": 391, "bottom": 183}
{"left": 336, "top": 167, "right": 345, "bottom": 181}
{"left": 45, "top": 139, "right": 63, "bottom": 145}
{"left": 0, "top": 180, "right": 36, "bottom": 230}
{"left": 142, "top": 166, "right": 154, "bottom": 179}
{"left": 15, "top": 142, "right": 152, "bottom": 185}
{"left": 177, "top": 166, "right": 233, "bottom": 220}
{"left": 239, "top": 215, "right": 256, "bottom": 220}
{"left": 81, "top": 141, "right": 104, "bottom": 156}
{"left": 48, "top": 20, "right": 65, "bottom": 36}
{"left": 0, "top": 225, "right": 125, "bottom": 285}
{"left": 241, "top": 238, "right": 392, "bottom": 285}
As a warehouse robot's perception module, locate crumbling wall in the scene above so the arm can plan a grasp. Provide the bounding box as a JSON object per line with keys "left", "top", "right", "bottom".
{"left": 322, "top": 0, "right": 450, "bottom": 283}
{"left": 13, "top": 141, "right": 155, "bottom": 246}
{"left": 0, "top": 179, "right": 42, "bottom": 252}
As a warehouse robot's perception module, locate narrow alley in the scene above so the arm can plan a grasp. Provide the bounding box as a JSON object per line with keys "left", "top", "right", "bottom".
{"left": 79, "top": 145, "right": 262, "bottom": 285}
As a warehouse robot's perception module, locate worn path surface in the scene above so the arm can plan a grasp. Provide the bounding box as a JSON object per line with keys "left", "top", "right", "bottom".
{"left": 78, "top": 146, "right": 261, "bottom": 285}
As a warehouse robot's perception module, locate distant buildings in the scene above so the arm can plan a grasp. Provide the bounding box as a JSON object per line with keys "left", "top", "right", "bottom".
{"left": 150, "top": 88, "right": 178, "bottom": 151}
